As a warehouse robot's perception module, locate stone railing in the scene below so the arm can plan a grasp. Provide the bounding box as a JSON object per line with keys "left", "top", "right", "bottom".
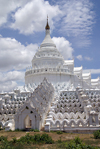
{"left": 25, "top": 68, "right": 73, "bottom": 76}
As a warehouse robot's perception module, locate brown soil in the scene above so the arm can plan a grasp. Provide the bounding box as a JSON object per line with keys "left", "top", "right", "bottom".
{"left": 0, "top": 130, "right": 100, "bottom": 148}
{"left": 0, "top": 130, "right": 93, "bottom": 141}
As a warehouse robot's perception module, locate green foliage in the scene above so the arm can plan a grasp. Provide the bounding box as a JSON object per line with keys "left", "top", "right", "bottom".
{"left": 15, "top": 129, "right": 20, "bottom": 132}
{"left": 8, "top": 129, "right": 13, "bottom": 132}
{"left": 65, "top": 137, "right": 98, "bottom": 149}
{"left": 74, "top": 137, "right": 82, "bottom": 145}
{"left": 0, "top": 133, "right": 54, "bottom": 148}
{"left": 93, "top": 130, "right": 100, "bottom": 139}
{"left": 57, "top": 136, "right": 62, "bottom": 143}
{"left": 56, "top": 131, "right": 63, "bottom": 134}
{"left": 0, "top": 134, "right": 99, "bottom": 149}
{"left": 57, "top": 137, "right": 99, "bottom": 149}
{"left": 12, "top": 137, "right": 17, "bottom": 143}
{"left": 30, "top": 128, "right": 34, "bottom": 131}
{"left": 14, "top": 128, "right": 26, "bottom": 132}
{"left": 16, "top": 133, "right": 53, "bottom": 144}
{"left": 0, "top": 136, "right": 8, "bottom": 142}
{"left": 40, "top": 133, "right": 54, "bottom": 144}
{"left": 0, "top": 125, "right": 3, "bottom": 131}
{"left": 33, "top": 129, "right": 39, "bottom": 132}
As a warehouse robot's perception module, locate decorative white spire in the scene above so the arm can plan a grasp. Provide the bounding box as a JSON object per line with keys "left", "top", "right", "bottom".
{"left": 45, "top": 15, "right": 50, "bottom": 30}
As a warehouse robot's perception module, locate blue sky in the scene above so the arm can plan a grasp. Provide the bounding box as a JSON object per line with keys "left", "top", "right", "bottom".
{"left": 0, "top": 0, "right": 100, "bottom": 92}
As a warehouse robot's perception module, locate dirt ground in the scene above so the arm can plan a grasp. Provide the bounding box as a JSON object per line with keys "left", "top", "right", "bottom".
{"left": 0, "top": 130, "right": 100, "bottom": 148}
{"left": 0, "top": 130, "right": 93, "bottom": 141}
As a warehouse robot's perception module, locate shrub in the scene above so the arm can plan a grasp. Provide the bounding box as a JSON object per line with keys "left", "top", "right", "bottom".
{"left": 93, "top": 130, "right": 100, "bottom": 139}
{"left": 0, "top": 125, "right": 3, "bottom": 131}
{"left": 30, "top": 129, "right": 34, "bottom": 131}
{"left": 64, "top": 137, "right": 99, "bottom": 149}
{"left": 57, "top": 131, "right": 63, "bottom": 134}
{"left": 0, "top": 136, "right": 8, "bottom": 142}
{"left": 50, "top": 130, "right": 56, "bottom": 133}
{"left": 15, "top": 129, "right": 20, "bottom": 132}
{"left": 18, "top": 133, "right": 34, "bottom": 144}
{"left": 74, "top": 137, "right": 82, "bottom": 145}
{"left": 12, "top": 137, "right": 17, "bottom": 143}
{"left": 57, "top": 136, "right": 62, "bottom": 143}
{"left": 8, "top": 129, "right": 13, "bottom": 132}
{"left": 33, "top": 134, "right": 41, "bottom": 143}
{"left": 18, "top": 133, "right": 54, "bottom": 144}
{"left": 34, "top": 129, "right": 39, "bottom": 132}
{"left": 41, "top": 133, "right": 54, "bottom": 144}
{"left": 65, "top": 139, "right": 96, "bottom": 149}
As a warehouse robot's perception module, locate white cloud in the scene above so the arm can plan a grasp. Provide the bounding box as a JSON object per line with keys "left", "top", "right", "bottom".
{"left": 76, "top": 55, "right": 93, "bottom": 61}
{"left": 85, "top": 56, "right": 93, "bottom": 61}
{"left": 83, "top": 69, "right": 100, "bottom": 74}
{"left": 0, "top": 0, "right": 30, "bottom": 26}
{"left": 0, "top": 71, "right": 24, "bottom": 83}
{"left": 0, "top": 36, "right": 38, "bottom": 71}
{"left": 58, "top": 0, "right": 95, "bottom": 47}
{"left": 11, "top": 0, "right": 61, "bottom": 34}
{"left": 0, "top": 0, "right": 95, "bottom": 48}
{"left": 0, "top": 35, "right": 38, "bottom": 91}
{"left": 0, "top": 70, "right": 25, "bottom": 92}
{"left": 52, "top": 37, "right": 73, "bottom": 59}
{"left": 0, "top": 81, "right": 17, "bottom": 92}
{"left": 0, "top": 35, "right": 37, "bottom": 91}
{"left": 76, "top": 55, "right": 83, "bottom": 61}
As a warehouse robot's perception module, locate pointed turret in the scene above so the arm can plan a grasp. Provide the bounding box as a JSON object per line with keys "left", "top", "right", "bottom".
{"left": 40, "top": 16, "right": 56, "bottom": 48}
{"left": 45, "top": 16, "right": 50, "bottom": 30}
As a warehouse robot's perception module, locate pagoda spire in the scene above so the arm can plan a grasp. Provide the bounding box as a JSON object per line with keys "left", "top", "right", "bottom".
{"left": 45, "top": 15, "right": 50, "bottom": 30}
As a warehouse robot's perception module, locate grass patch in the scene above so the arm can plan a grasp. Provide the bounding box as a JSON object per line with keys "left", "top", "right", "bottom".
{"left": 0, "top": 133, "right": 54, "bottom": 149}
{"left": 0, "top": 135, "right": 99, "bottom": 149}
{"left": 57, "top": 137, "right": 100, "bottom": 149}
{"left": 33, "top": 129, "right": 39, "bottom": 132}
{"left": 0, "top": 131, "right": 100, "bottom": 148}
{"left": 93, "top": 130, "right": 100, "bottom": 139}
{"left": 56, "top": 131, "right": 63, "bottom": 134}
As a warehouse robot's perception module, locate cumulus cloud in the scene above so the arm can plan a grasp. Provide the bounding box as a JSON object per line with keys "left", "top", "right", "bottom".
{"left": 0, "top": 0, "right": 30, "bottom": 26}
{"left": 58, "top": 0, "right": 95, "bottom": 47}
{"left": 0, "top": 81, "right": 17, "bottom": 92}
{"left": 59, "top": 0, "right": 94, "bottom": 36}
{"left": 76, "top": 55, "right": 93, "bottom": 61}
{"left": 76, "top": 55, "right": 83, "bottom": 61}
{"left": 0, "top": 0, "right": 95, "bottom": 48}
{"left": 0, "top": 71, "right": 24, "bottom": 83}
{"left": 85, "top": 56, "right": 93, "bottom": 61}
{"left": 0, "top": 35, "right": 38, "bottom": 92}
{"left": 0, "top": 36, "right": 38, "bottom": 71}
{"left": 0, "top": 71, "right": 25, "bottom": 92}
{"left": 11, "top": 0, "right": 61, "bottom": 34}
{"left": 52, "top": 37, "right": 73, "bottom": 59}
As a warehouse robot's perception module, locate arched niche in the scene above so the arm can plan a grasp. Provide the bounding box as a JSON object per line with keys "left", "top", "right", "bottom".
{"left": 24, "top": 115, "right": 32, "bottom": 129}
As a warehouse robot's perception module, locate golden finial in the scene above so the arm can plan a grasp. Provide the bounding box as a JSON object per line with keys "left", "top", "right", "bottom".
{"left": 45, "top": 15, "right": 50, "bottom": 30}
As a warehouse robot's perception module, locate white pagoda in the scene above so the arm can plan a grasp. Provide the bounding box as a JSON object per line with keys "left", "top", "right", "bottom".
{"left": 0, "top": 18, "right": 100, "bottom": 132}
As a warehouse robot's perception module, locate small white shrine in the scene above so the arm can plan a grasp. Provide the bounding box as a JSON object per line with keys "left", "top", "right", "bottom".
{"left": 0, "top": 18, "right": 100, "bottom": 132}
